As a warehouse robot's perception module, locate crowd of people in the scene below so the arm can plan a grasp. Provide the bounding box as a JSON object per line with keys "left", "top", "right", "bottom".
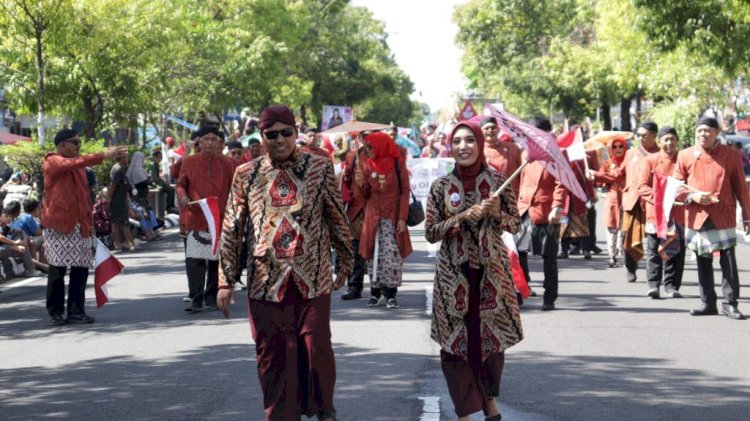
{"left": 7, "top": 103, "right": 747, "bottom": 421}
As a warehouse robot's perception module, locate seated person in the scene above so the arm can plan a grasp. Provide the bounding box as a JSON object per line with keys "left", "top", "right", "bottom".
{"left": 0, "top": 206, "right": 42, "bottom": 278}
{"left": 128, "top": 201, "right": 160, "bottom": 241}
{"left": 9, "top": 199, "right": 45, "bottom": 263}
{"left": 93, "top": 189, "right": 113, "bottom": 248}
{"left": 2, "top": 173, "right": 31, "bottom": 208}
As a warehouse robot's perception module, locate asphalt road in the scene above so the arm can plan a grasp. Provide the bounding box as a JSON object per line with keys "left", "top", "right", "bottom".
{"left": 1, "top": 205, "right": 749, "bottom": 420}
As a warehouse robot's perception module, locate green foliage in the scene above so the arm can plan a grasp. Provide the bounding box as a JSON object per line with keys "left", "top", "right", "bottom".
{"left": 648, "top": 100, "right": 701, "bottom": 147}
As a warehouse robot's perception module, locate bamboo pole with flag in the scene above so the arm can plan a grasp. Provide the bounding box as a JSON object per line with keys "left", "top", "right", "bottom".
{"left": 94, "top": 238, "right": 125, "bottom": 308}
{"left": 501, "top": 231, "right": 529, "bottom": 299}
{"left": 189, "top": 196, "right": 221, "bottom": 257}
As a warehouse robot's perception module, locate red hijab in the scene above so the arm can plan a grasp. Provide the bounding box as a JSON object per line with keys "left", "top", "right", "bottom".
{"left": 364, "top": 132, "right": 401, "bottom": 175}
{"left": 448, "top": 121, "right": 487, "bottom": 190}
{"left": 608, "top": 137, "right": 628, "bottom": 167}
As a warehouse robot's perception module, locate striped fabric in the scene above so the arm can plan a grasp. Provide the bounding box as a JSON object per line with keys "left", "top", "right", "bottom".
{"left": 685, "top": 224, "right": 736, "bottom": 257}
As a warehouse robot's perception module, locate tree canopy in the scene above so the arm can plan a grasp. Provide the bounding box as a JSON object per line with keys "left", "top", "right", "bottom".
{"left": 0, "top": 0, "right": 423, "bottom": 144}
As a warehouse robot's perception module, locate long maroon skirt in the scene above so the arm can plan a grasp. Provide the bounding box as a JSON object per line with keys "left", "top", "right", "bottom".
{"left": 248, "top": 285, "right": 336, "bottom": 421}
{"left": 440, "top": 268, "right": 505, "bottom": 418}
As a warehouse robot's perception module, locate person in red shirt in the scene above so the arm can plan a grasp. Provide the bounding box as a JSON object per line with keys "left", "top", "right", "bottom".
{"left": 358, "top": 132, "right": 413, "bottom": 308}
{"left": 176, "top": 126, "right": 237, "bottom": 313}
{"left": 516, "top": 117, "right": 568, "bottom": 311}
{"left": 674, "top": 117, "right": 750, "bottom": 319}
{"left": 340, "top": 131, "right": 370, "bottom": 300}
{"left": 637, "top": 126, "right": 686, "bottom": 299}
{"left": 620, "top": 121, "right": 661, "bottom": 282}
{"left": 43, "top": 129, "right": 126, "bottom": 326}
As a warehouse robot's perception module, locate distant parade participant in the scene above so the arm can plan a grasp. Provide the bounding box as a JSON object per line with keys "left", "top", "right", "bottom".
{"left": 43, "top": 129, "right": 126, "bottom": 326}
{"left": 176, "top": 126, "right": 237, "bottom": 313}
{"left": 674, "top": 117, "right": 750, "bottom": 320}
{"left": 588, "top": 136, "right": 628, "bottom": 267}
{"left": 425, "top": 120, "right": 522, "bottom": 421}
{"left": 620, "top": 121, "right": 660, "bottom": 282}
{"left": 340, "top": 131, "right": 371, "bottom": 300}
{"left": 516, "top": 117, "right": 568, "bottom": 311}
{"left": 358, "top": 132, "right": 413, "bottom": 308}
{"left": 637, "top": 126, "right": 686, "bottom": 299}
{"left": 218, "top": 105, "right": 353, "bottom": 420}
{"left": 226, "top": 139, "right": 244, "bottom": 161}
{"left": 481, "top": 115, "right": 522, "bottom": 197}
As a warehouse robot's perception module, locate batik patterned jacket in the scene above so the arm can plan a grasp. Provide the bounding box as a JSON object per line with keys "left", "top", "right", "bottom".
{"left": 425, "top": 167, "right": 524, "bottom": 361}
{"left": 219, "top": 150, "right": 354, "bottom": 301}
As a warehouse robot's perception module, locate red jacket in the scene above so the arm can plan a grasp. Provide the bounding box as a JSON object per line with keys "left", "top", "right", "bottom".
{"left": 517, "top": 161, "right": 568, "bottom": 225}
{"left": 593, "top": 159, "right": 625, "bottom": 229}
{"left": 341, "top": 148, "right": 368, "bottom": 224}
{"left": 42, "top": 152, "right": 104, "bottom": 236}
{"left": 358, "top": 150, "right": 413, "bottom": 260}
{"left": 484, "top": 140, "right": 522, "bottom": 197}
{"left": 176, "top": 152, "right": 237, "bottom": 232}
{"left": 674, "top": 144, "right": 750, "bottom": 230}
{"left": 638, "top": 150, "right": 685, "bottom": 227}
{"left": 621, "top": 144, "right": 660, "bottom": 211}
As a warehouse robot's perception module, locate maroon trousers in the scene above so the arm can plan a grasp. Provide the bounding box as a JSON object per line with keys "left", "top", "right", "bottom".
{"left": 248, "top": 287, "right": 336, "bottom": 421}
{"left": 440, "top": 268, "right": 505, "bottom": 418}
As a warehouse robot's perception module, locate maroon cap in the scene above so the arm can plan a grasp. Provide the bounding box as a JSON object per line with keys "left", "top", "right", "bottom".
{"left": 259, "top": 105, "right": 296, "bottom": 130}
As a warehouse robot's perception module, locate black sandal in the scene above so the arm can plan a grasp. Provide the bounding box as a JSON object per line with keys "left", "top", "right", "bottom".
{"left": 485, "top": 414, "right": 502, "bottom": 421}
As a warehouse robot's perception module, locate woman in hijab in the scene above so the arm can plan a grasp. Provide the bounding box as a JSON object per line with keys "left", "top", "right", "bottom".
{"left": 588, "top": 136, "right": 628, "bottom": 267}
{"left": 425, "top": 120, "right": 523, "bottom": 421}
{"left": 358, "top": 132, "right": 413, "bottom": 309}
{"left": 126, "top": 151, "right": 150, "bottom": 207}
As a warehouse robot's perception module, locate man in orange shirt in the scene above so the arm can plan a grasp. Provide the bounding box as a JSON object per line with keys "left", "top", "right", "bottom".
{"left": 516, "top": 117, "right": 568, "bottom": 311}
{"left": 481, "top": 116, "right": 522, "bottom": 197}
{"left": 177, "top": 126, "right": 238, "bottom": 313}
{"left": 621, "top": 121, "right": 661, "bottom": 282}
{"left": 43, "top": 129, "right": 126, "bottom": 325}
{"left": 674, "top": 117, "right": 750, "bottom": 320}
{"left": 637, "top": 126, "right": 685, "bottom": 299}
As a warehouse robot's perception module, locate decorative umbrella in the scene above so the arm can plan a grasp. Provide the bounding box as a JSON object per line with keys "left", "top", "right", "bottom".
{"left": 320, "top": 120, "right": 389, "bottom": 135}
{"left": 584, "top": 131, "right": 633, "bottom": 152}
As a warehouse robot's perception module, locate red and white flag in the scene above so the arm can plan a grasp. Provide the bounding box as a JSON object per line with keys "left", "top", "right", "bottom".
{"left": 653, "top": 172, "right": 684, "bottom": 239}
{"left": 557, "top": 126, "right": 586, "bottom": 162}
{"left": 197, "top": 196, "right": 221, "bottom": 257}
{"left": 501, "top": 232, "right": 530, "bottom": 299}
{"left": 94, "top": 238, "right": 124, "bottom": 308}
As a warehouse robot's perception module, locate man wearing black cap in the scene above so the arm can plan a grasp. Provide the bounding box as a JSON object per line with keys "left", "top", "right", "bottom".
{"left": 620, "top": 121, "right": 661, "bottom": 283}
{"left": 674, "top": 117, "right": 750, "bottom": 319}
{"left": 218, "top": 105, "right": 352, "bottom": 420}
{"left": 517, "top": 117, "right": 568, "bottom": 310}
{"left": 176, "top": 126, "right": 237, "bottom": 313}
{"left": 43, "top": 129, "right": 127, "bottom": 325}
{"left": 637, "top": 126, "right": 686, "bottom": 299}
{"left": 225, "top": 139, "right": 244, "bottom": 161}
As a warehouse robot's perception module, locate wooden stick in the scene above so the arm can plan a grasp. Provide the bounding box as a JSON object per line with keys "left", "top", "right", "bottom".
{"left": 681, "top": 184, "right": 720, "bottom": 203}
{"left": 492, "top": 160, "right": 529, "bottom": 197}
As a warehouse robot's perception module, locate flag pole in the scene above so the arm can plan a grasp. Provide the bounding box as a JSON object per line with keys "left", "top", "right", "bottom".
{"left": 492, "top": 160, "right": 529, "bottom": 197}
{"left": 371, "top": 227, "right": 380, "bottom": 286}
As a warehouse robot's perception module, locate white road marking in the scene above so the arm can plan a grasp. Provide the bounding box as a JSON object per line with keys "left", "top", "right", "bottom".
{"left": 419, "top": 396, "right": 440, "bottom": 421}
{"left": 425, "top": 286, "right": 433, "bottom": 316}
{"left": 0, "top": 275, "right": 44, "bottom": 293}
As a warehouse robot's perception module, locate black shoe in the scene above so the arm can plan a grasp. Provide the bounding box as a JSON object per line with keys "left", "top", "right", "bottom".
{"left": 558, "top": 251, "right": 569, "bottom": 259}
{"left": 541, "top": 302, "right": 555, "bottom": 311}
{"left": 529, "top": 288, "right": 537, "bottom": 297}
{"left": 485, "top": 414, "right": 502, "bottom": 421}
{"left": 583, "top": 250, "right": 592, "bottom": 260}
{"left": 647, "top": 288, "right": 660, "bottom": 299}
{"left": 49, "top": 313, "right": 67, "bottom": 326}
{"left": 185, "top": 304, "right": 203, "bottom": 313}
{"left": 66, "top": 312, "right": 95, "bottom": 324}
{"left": 721, "top": 303, "right": 745, "bottom": 320}
{"left": 367, "top": 296, "right": 384, "bottom": 307}
{"left": 626, "top": 272, "right": 637, "bottom": 283}
{"left": 386, "top": 298, "right": 399, "bottom": 308}
{"left": 690, "top": 304, "right": 719, "bottom": 316}
{"left": 516, "top": 292, "right": 524, "bottom": 306}
{"left": 341, "top": 288, "right": 362, "bottom": 300}
{"left": 665, "top": 289, "right": 682, "bottom": 298}
{"left": 592, "top": 245, "right": 604, "bottom": 255}
{"left": 569, "top": 247, "right": 581, "bottom": 256}
{"left": 608, "top": 258, "right": 618, "bottom": 268}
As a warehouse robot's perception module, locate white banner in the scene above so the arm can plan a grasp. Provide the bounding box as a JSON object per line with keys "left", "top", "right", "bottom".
{"left": 405, "top": 158, "right": 455, "bottom": 207}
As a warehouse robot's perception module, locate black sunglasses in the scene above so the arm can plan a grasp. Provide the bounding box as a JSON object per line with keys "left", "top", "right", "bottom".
{"left": 612, "top": 145, "right": 624, "bottom": 149}
{"left": 264, "top": 127, "right": 295, "bottom": 140}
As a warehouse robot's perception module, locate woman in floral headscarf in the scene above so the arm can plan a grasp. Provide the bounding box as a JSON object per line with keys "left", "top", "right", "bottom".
{"left": 425, "top": 120, "right": 522, "bottom": 421}
{"left": 588, "top": 137, "right": 628, "bottom": 267}
{"left": 358, "top": 132, "right": 413, "bottom": 308}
